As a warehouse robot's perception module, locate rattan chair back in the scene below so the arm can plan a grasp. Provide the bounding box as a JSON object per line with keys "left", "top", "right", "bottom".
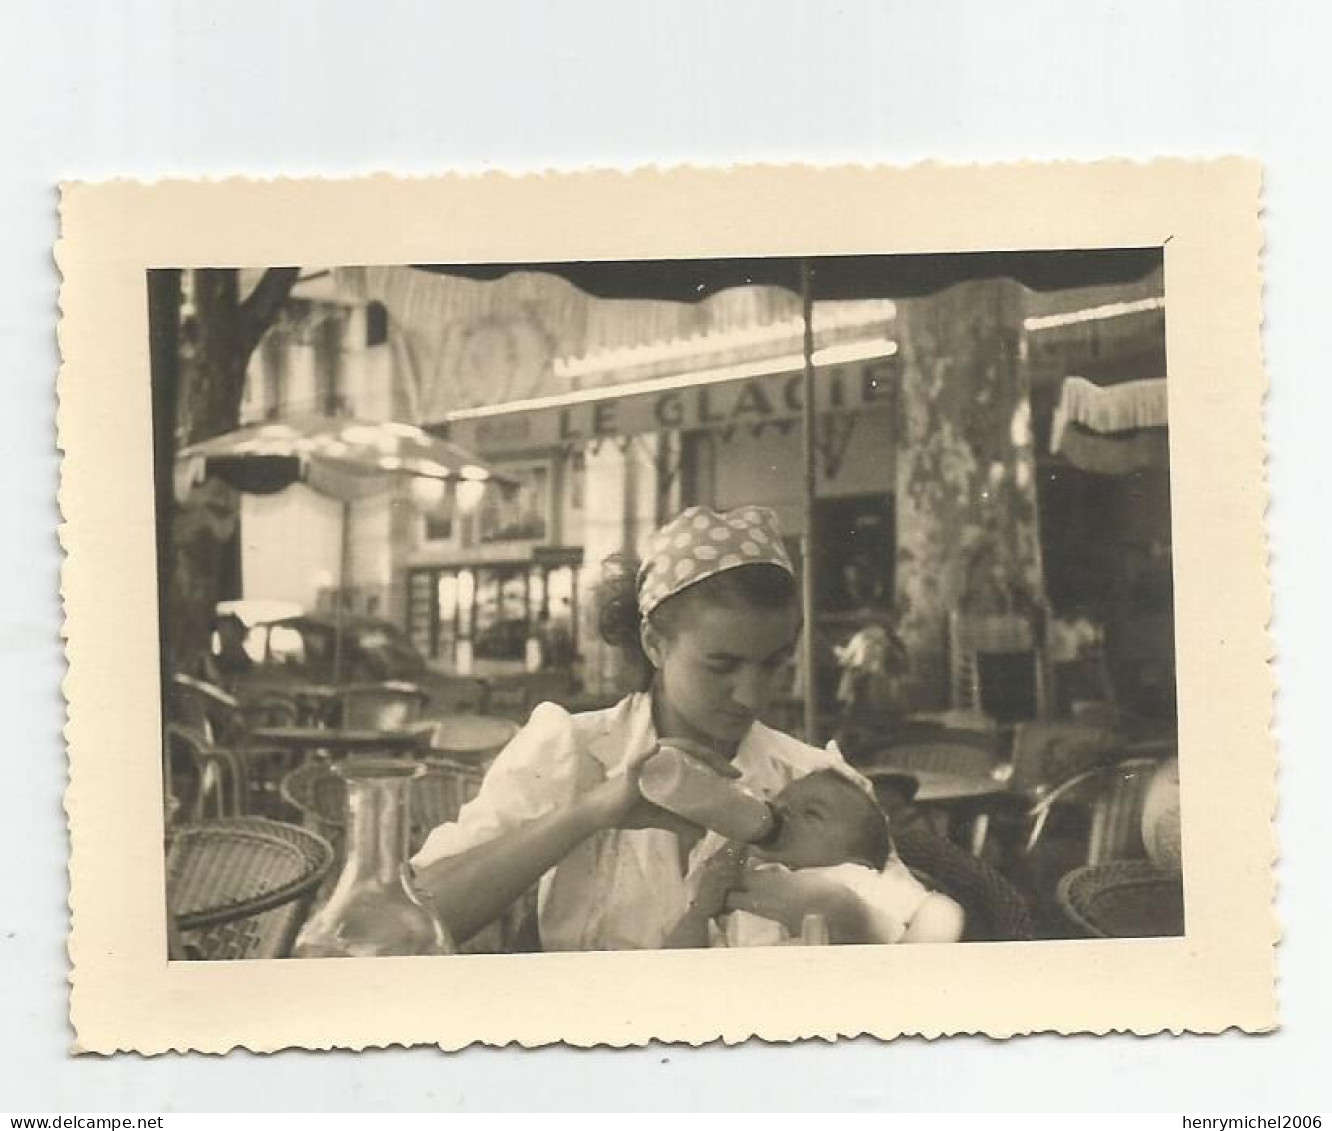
{"left": 279, "top": 760, "right": 349, "bottom": 843}
{"left": 1057, "top": 860, "right": 1185, "bottom": 938}
{"left": 165, "top": 721, "right": 247, "bottom": 822}
{"left": 411, "top": 757, "right": 486, "bottom": 851}
{"left": 1025, "top": 755, "right": 1159, "bottom": 865}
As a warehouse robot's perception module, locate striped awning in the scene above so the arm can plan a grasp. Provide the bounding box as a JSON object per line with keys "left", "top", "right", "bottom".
{"left": 1051, "top": 377, "right": 1169, "bottom": 475}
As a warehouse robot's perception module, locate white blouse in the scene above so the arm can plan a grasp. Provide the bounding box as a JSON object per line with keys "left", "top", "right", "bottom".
{"left": 411, "top": 691, "right": 856, "bottom": 951}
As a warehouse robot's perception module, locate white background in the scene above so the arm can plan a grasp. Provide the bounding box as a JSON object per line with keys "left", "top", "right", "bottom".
{"left": 2, "top": 0, "right": 1327, "bottom": 1112}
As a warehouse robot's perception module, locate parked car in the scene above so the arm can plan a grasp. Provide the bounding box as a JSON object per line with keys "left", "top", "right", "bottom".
{"left": 212, "top": 603, "right": 441, "bottom": 707}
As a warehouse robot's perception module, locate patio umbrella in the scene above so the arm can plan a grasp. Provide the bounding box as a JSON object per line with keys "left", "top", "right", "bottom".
{"left": 176, "top": 414, "right": 509, "bottom": 682}
{"left": 415, "top": 249, "right": 1164, "bottom": 739}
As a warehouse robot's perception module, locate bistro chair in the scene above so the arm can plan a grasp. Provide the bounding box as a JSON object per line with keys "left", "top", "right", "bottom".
{"left": 164, "top": 722, "right": 247, "bottom": 823}
{"left": 169, "top": 672, "right": 298, "bottom": 816}
{"left": 947, "top": 610, "right": 1049, "bottom": 723}
{"left": 165, "top": 817, "right": 334, "bottom": 960}
{"left": 1024, "top": 755, "right": 1160, "bottom": 866}
{"left": 279, "top": 760, "right": 350, "bottom": 850}
{"left": 332, "top": 681, "right": 431, "bottom": 730}
{"left": 170, "top": 672, "right": 247, "bottom": 746}
{"left": 410, "top": 756, "right": 487, "bottom": 850}
{"left": 279, "top": 754, "right": 482, "bottom": 856}
{"left": 1056, "top": 859, "right": 1185, "bottom": 939}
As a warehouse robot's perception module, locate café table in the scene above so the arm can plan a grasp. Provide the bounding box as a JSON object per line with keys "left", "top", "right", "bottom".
{"left": 866, "top": 764, "right": 1014, "bottom": 856}
{"left": 250, "top": 722, "right": 436, "bottom": 759}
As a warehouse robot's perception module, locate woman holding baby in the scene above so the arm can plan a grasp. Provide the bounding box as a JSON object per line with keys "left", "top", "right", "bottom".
{"left": 412, "top": 506, "right": 964, "bottom": 951}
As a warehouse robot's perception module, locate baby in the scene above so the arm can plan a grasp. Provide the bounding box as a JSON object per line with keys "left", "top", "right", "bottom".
{"left": 666, "top": 769, "right": 963, "bottom": 946}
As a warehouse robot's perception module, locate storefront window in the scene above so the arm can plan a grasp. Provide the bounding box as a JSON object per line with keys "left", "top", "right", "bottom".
{"left": 479, "top": 463, "right": 549, "bottom": 543}
{"left": 473, "top": 568, "right": 528, "bottom": 661}
{"left": 456, "top": 569, "right": 475, "bottom": 638}
{"left": 435, "top": 573, "right": 459, "bottom": 665}
{"left": 406, "top": 561, "right": 580, "bottom": 672}
{"left": 423, "top": 510, "right": 454, "bottom": 543}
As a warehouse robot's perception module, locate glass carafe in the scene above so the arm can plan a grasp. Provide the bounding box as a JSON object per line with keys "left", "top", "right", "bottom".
{"left": 293, "top": 758, "right": 456, "bottom": 958}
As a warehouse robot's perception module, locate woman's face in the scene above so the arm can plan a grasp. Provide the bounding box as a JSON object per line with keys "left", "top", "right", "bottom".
{"left": 644, "top": 594, "right": 800, "bottom": 751}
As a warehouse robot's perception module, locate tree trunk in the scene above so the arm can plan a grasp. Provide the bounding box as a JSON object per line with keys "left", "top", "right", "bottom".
{"left": 147, "top": 269, "right": 183, "bottom": 684}
{"left": 152, "top": 267, "right": 299, "bottom": 676}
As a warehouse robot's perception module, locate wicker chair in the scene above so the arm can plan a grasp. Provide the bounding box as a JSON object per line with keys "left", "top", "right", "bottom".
{"left": 279, "top": 755, "right": 484, "bottom": 855}
{"left": 165, "top": 817, "right": 334, "bottom": 960}
{"left": 164, "top": 722, "right": 247, "bottom": 822}
{"left": 279, "top": 760, "right": 350, "bottom": 848}
{"left": 1057, "top": 860, "right": 1185, "bottom": 938}
{"left": 411, "top": 756, "right": 486, "bottom": 850}
{"left": 947, "top": 610, "right": 1048, "bottom": 721}
{"left": 170, "top": 672, "right": 243, "bottom": 733}
{"left": 169, "top": 673, "right": 299, "bottom": 816}
{"left": 894, "top": 823, "right": 1035, "bottom": 942}
{"left": 1024, "top": 755, "right": 1160, "bottom": 865}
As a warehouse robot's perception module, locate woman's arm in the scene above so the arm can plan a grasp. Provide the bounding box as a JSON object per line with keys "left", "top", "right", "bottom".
{"left": 415, "top": 791, "right": 608, "bottom": 945}
{"left": 416, "top": 738, "right": 723, "bottom": 944}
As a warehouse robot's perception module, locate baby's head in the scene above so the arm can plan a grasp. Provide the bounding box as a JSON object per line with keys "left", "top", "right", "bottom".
{"left": 759, "top": 770, "right": 892, "bottom": 871}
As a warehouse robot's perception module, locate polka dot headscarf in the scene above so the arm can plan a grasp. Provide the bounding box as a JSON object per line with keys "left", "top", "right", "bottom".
{"left": 637, "top": 505, "right": 795, "bottom": 618}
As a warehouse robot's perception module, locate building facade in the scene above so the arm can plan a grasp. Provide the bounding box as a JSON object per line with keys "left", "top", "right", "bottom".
{"left": 233, "top": 262, "right": 1173, "bottom": 723}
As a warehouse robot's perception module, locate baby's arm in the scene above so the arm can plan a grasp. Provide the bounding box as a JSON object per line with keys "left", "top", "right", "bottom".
{"left": 901, "top": 891, "right": 966, "bottom": 943}
{"left": 662, "top": 842, "right": 747, "bottom": 949}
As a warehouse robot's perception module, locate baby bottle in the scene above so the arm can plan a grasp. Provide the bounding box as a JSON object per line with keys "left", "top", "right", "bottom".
{"left": 638, "top": 744, "right": 783, "bottom": 845}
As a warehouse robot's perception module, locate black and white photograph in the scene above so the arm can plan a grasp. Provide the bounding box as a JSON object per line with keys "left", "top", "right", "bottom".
{"left": 57, "top": 163, "right": 1271, "bottom": 1053}
{"left": 153, "top": 251, "right": 1181, "bottom": 961}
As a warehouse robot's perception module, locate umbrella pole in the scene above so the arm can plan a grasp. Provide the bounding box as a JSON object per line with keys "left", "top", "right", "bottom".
{"left": 800, "top": 259, "right": 818, "bottom": 744}
{"left": 334, "top": 498, "right": 351, "bottom": 685}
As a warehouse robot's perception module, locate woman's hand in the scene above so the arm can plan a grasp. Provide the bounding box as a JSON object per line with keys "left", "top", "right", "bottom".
{"left": 582, "top": 737, "right": 741, "bottom": 837}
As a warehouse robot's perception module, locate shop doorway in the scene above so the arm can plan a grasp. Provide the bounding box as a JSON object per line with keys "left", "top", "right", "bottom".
{"left": 816, "top": 493, "right": 895, "bottom": 613}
